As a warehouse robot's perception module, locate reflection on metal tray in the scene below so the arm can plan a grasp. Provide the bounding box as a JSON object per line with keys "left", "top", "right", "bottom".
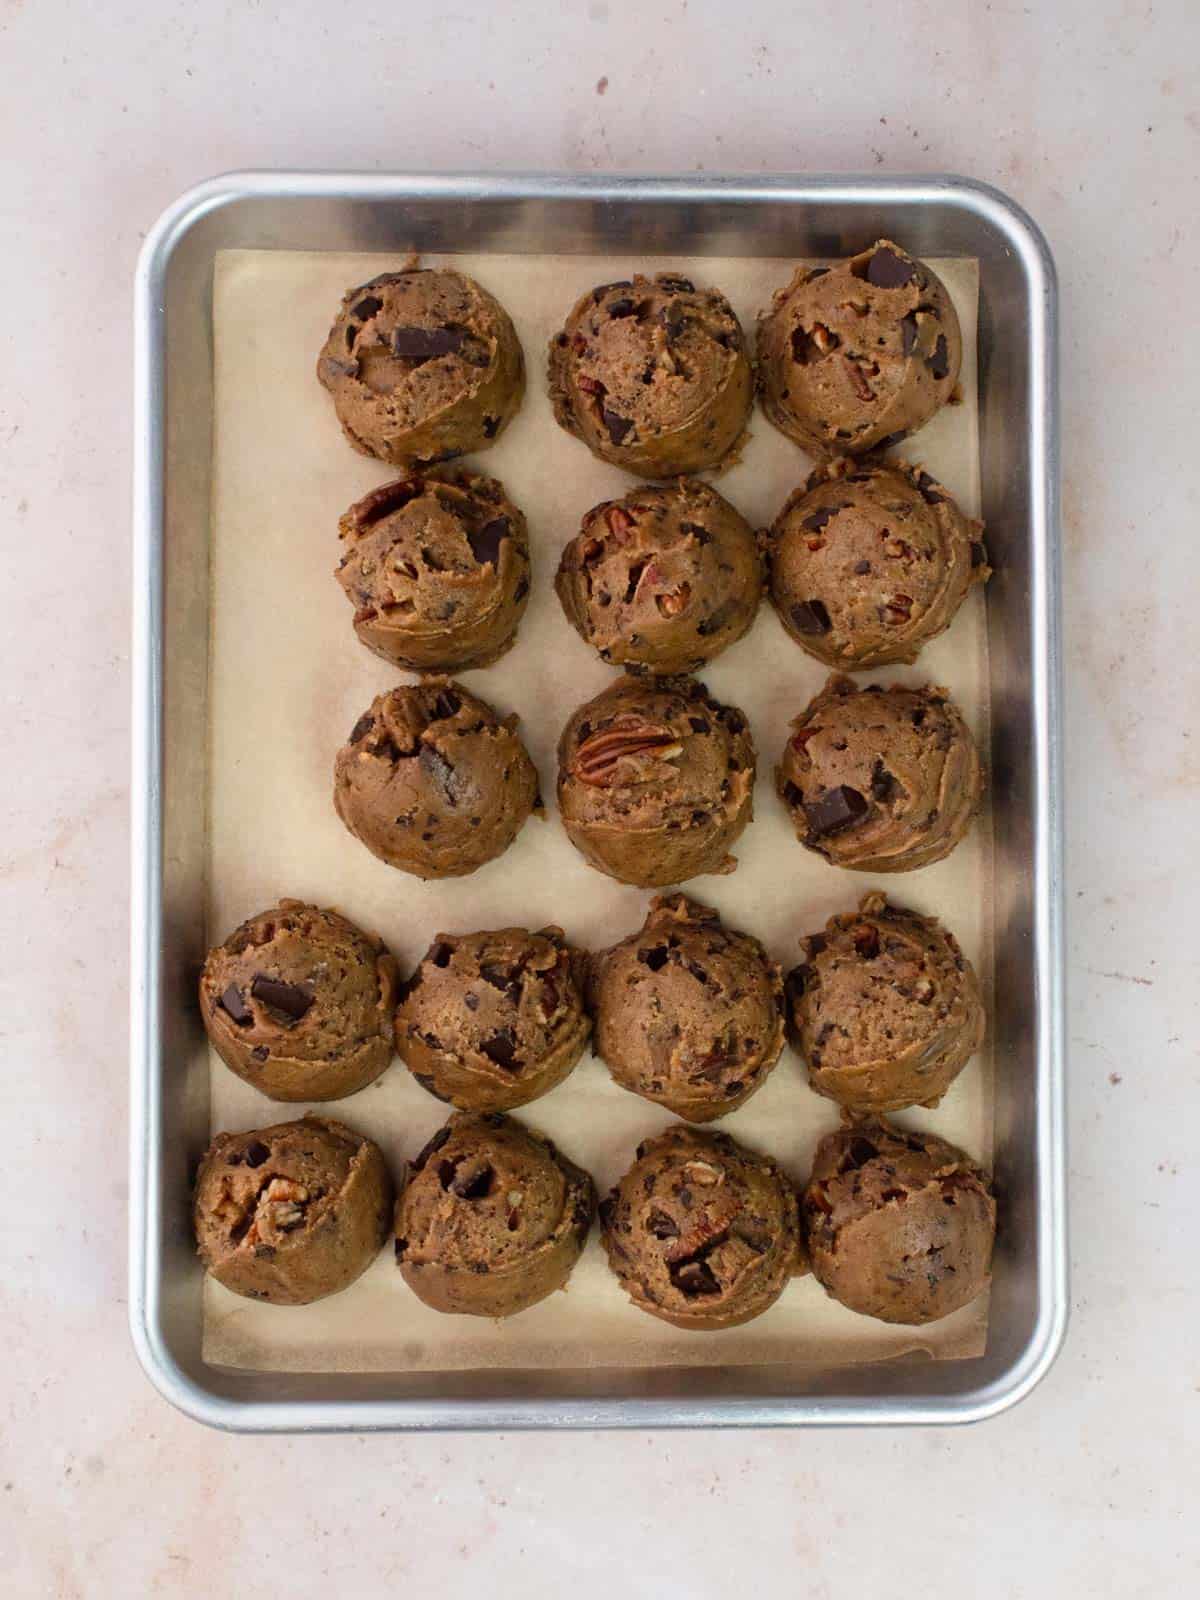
{"left": 131, "top": 172, "right": 1065, "bottom": 1431}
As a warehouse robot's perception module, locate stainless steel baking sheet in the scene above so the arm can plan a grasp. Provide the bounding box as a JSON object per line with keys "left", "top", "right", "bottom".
{"left": 131, "top": 173, "right": 1064, "bottom": 1429}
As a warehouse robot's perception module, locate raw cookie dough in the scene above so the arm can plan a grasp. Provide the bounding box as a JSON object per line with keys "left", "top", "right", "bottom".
{"left": 548, "top": 272, "right": 753, "bottom": 477}
{"left": 776, "top": 675, "right": 984, "bottom": 872}
{"left": 802, "top": 1115, "right": 995, "bottom": 1324}
{"left": 333, "top": 678, "right": 540, "bottom": 879}
{"left": 785, "top": 892, "right": 984, "bottom": 1112}
{"left": 199, "top": 900, "right": 398, "bottom": 1103}
{"left": 588, "top": 894, "right": 785, "bottom": 1122}
{"left": 555, "top": 478, "right": 763, "bottom": 675}
{"left": 193, "top": 1115, "right": 393, "bottom": 1306}
{"left": 757, "top": 241, "right": 962, "bottom": 458}
{"left": 768, "top": 456, "right": 988, "bottom": 670}
{"left": 317, "top": 267, "right": 525, "bottom": 465}
{"left": 395, "top": 1112, "right": 595, "bottom": 1317}
{"left": 396, "top": 926, "right": 590, "bottom": 1112}
{"left": 600, "top": 1125, "right": 804, "bottom": 1331}
{"left": 557, "top": 675, "right": 756, "bottom": 887}
{"left": 336, "top": 469, "right": 530, "bottom": 672}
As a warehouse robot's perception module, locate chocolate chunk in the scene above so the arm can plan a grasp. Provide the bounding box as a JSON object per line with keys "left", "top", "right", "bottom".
{"left": 482, "top": 414, "right": 500, "bottom": 439}
{"left": 802, "top": 506, "right": 838, "bottom": 532}
{"left": 594, "top": 280, "right": 633, "bottom": 302}
{"left": 428, "top": 689, "right": 461, "bottom": 721}
{"left": 808, "top": 933, "right": 828, "bottom": 957}
{"left": 803, "top": 784, "right": 868, "bottom": 838}
{"left": 785, "top": 964, "right": 814, "bottom": 1007}
{"left": 647, "top": 1209, "right": 680, "bottom": 1239}
{"left": 467, "top": 516, "right": 509, "bottom": 567}
{"left": 480, "top": 963, "right": 522, "bottom": 1004}
{"left": 608, "top": 296, "right": 636, "bottom": 319}
{"left": 419, "top": 743, "right": 458, "bottom": 805}
{"left": 351, "top": 294, "right": 383, "bottom": 321}
{"left": 722, "top": 707, "right": 747, "bottom": 734}
{"left": 971, "top": 540, "right": 988, "bottom": 568}
{"left": 249, "top": 975, "right": 314, "bottom": 1022}
{"left": 847, "top": 1136, "right": 879, "bottom": 1169}
{"left": 349, "top": 712, "right": 375, "bottom": 744}
{"left": 514, "top": 576, "right": 530, "bottom": 601}
{"left": 926, "top": 334, "right": 950, "bottom": 380}
{"left": 602, "top": 408, "right": 633, "bottom": 445}
{"left": 656, "top": 273, "right": 695, "bottom": 293}
{"left": 792, "top": 324, "right": 841, "bottom": 365}
{"left": 900, "top": 311, "right": 919, "bottom": 356}
{"left": 805, "top": 266, "right": 830, "bottom": 282}
{"left": 638, "top": 946, "right": 670, "bottom": 973}
{"left": 394, "top": 1236, "right": 408, "bottom": 1261}
{"left": 244, "top": 1140, "right": 270, "bottom": 1168}
{"left": 790, "top": 599, "right": 832, "bottom": 636}
{"left": 866, "top": 247, "right": 916, "bottom": 289}
{"left": 411, "top": 1126, "right": 452, "bottom": 1171}
{"left": 429, "top": 941, "right": 453, "bottom": 968}
{"left": 217, "top": 984, "right": 252, "bottom": 1026}
{"left": 250, "top": 1045, "right": 269, "bottom": 1062}
{"left": 874, "top": 430, "right": 908, "bottom": 451}
{"left": 689, "top": 717, "right": 711, "bottom": 735}
{"left": 680, "top": 521, "right": 711, "bottom": 545}
{"left": 390, "top": 326, "right": 465, "bottom": 363}
{"left": 870, "top": 759, "right": 897, "bottom": 802}
{"left": 451, "top": 1161, "right": 496, "bottom": 1199}
{"left": 671, "top": 1258, "right": 720, "bottom": 1296}
{"left": 853, "top": 559, "right": 872, "bottom": 575}
{"left": 782, "top": 779, "right": 804, "bottom": 808}
{"left": 480, "top": 1029, "right": 519, "bottom": 1071}
{"left": 852, "top": 923, "right": 881, "bottom": 959}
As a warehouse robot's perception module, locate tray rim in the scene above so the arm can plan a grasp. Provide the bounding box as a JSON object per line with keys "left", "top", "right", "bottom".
{"left": 130, "top": 169, "right": 1066, "bottom": 1432}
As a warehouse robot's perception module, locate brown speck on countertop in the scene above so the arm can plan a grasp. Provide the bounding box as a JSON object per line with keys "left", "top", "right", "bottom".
{"left": 1086, "top": 968, "right": 1154, "bottom": 988}
{"left": 1109, "top": 1072, "right": 1123, "bottom": 1085}
{"left": 596, "top": 75, "right": 608, "bottom": 95}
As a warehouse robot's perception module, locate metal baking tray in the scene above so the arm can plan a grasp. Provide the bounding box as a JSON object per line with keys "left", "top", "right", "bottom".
{"left": 130, "top": 171, "right": 1065, "bottom": 1430}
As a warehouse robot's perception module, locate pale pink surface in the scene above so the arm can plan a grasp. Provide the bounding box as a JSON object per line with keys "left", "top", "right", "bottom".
{"left": 1, "top": 0, "right": 1198, "bottom": 1594}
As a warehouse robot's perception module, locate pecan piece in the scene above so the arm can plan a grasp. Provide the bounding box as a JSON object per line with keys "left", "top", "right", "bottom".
{"left": 572, "top": 720, "right": 684, "bottom": 786}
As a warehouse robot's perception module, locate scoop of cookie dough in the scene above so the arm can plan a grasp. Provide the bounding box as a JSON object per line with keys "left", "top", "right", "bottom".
{"left": 757, "top": 241, "right": 962, "bottom": 458}
{"left": 786, "top": 892, "right": 984, "bottom": 1112}
{"left": 768, "top": 456, "right": 988, "bottom": 670}
{"left": 334, "top": 678, "right": 540, "bottom": 879}
{"left": 600, "top": 1125, "right": 803, "bottom": 1331}
{"left": 589, "top": 895, "right": 784, "bottom": 1122}
{"left": 396, "top": 926, "right": 590, "bottom": 1112}
{"left": 199, "top": 900, "right": 398, "bottom": 1103}
{"left": 194, "top": 1115, "right": 394, "bottom": 1306}
{"left": 556, "top": 478, "right": 763, "bottom": 676}
{"left": 776, "top": 675, "right": 983, "bottom": 872}
{"left": 317, "top": 267, "right": 525, "bottom": 465}
{"left": 557, "top": 675, "right": 756, "bottom": 887}
{"left": 336, "top": 469, "right": 531, "bottom": 672}
{"left": 802, "top": 1115, "right": 995, "bottom": 1324}
{"left": 548, "top": 272, "right": 753, "bottom": 477}
{"left": 395, "top": 1113, "right": 595, "bottom": 1317}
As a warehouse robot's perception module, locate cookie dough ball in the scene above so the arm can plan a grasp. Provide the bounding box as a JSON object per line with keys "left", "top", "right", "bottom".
{"left": 396, "top": 927, "right": 590, "bottom": 1112}
{"left": 557, "top": 675, "right": 756, "bottom": 887}
{"left": 395, "top": 1113, "right": 595, "bottom": 1317}
{"left": 786, "top": 892, "right": 984, "bottom": 1112}
{"left": 336, "top": 469, "right": 530, "bottom": 672}
{"left": 548, "top": 273, "right": 753, "bottom": 477}
{"left": 600, "top": 1126, "right": 803, "bottom": 1331}
{"left": 317, "top": 267, "right": 525, "bottom": 465}
{"left": 776, "top": 676, "right": 983, "bottom": 872}
{"left": 555, "top": 479, "right": 763, "bottom": 676}
{"left": 334, "top": 678, "right": 540, "bottom": 879}
{"left": 802, "top": 1116, "right": 995, "bottom": 1324}
{"left": 199, "top": 901, "right": 398, "bottom": 1103}
{"left": 768, "top": 457, "right": 988, "bottom": 669}
{"left": 194, "top": 1115, "right": 393, "bottom": 1306}
{"left": 589, "top": 895, "right": 784, "bottom": 1122}
{"left": 757, "top": 241, "right": 962, "bottom": 458}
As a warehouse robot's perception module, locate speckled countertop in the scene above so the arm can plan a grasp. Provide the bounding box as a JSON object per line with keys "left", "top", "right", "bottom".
{"left": 1, "top": 1, "right": 1198, "bottom": 1594}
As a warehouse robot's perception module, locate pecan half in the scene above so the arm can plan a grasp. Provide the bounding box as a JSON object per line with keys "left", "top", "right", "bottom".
{"left": 572, "top": 719, "right": 684, "bottom": 786}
